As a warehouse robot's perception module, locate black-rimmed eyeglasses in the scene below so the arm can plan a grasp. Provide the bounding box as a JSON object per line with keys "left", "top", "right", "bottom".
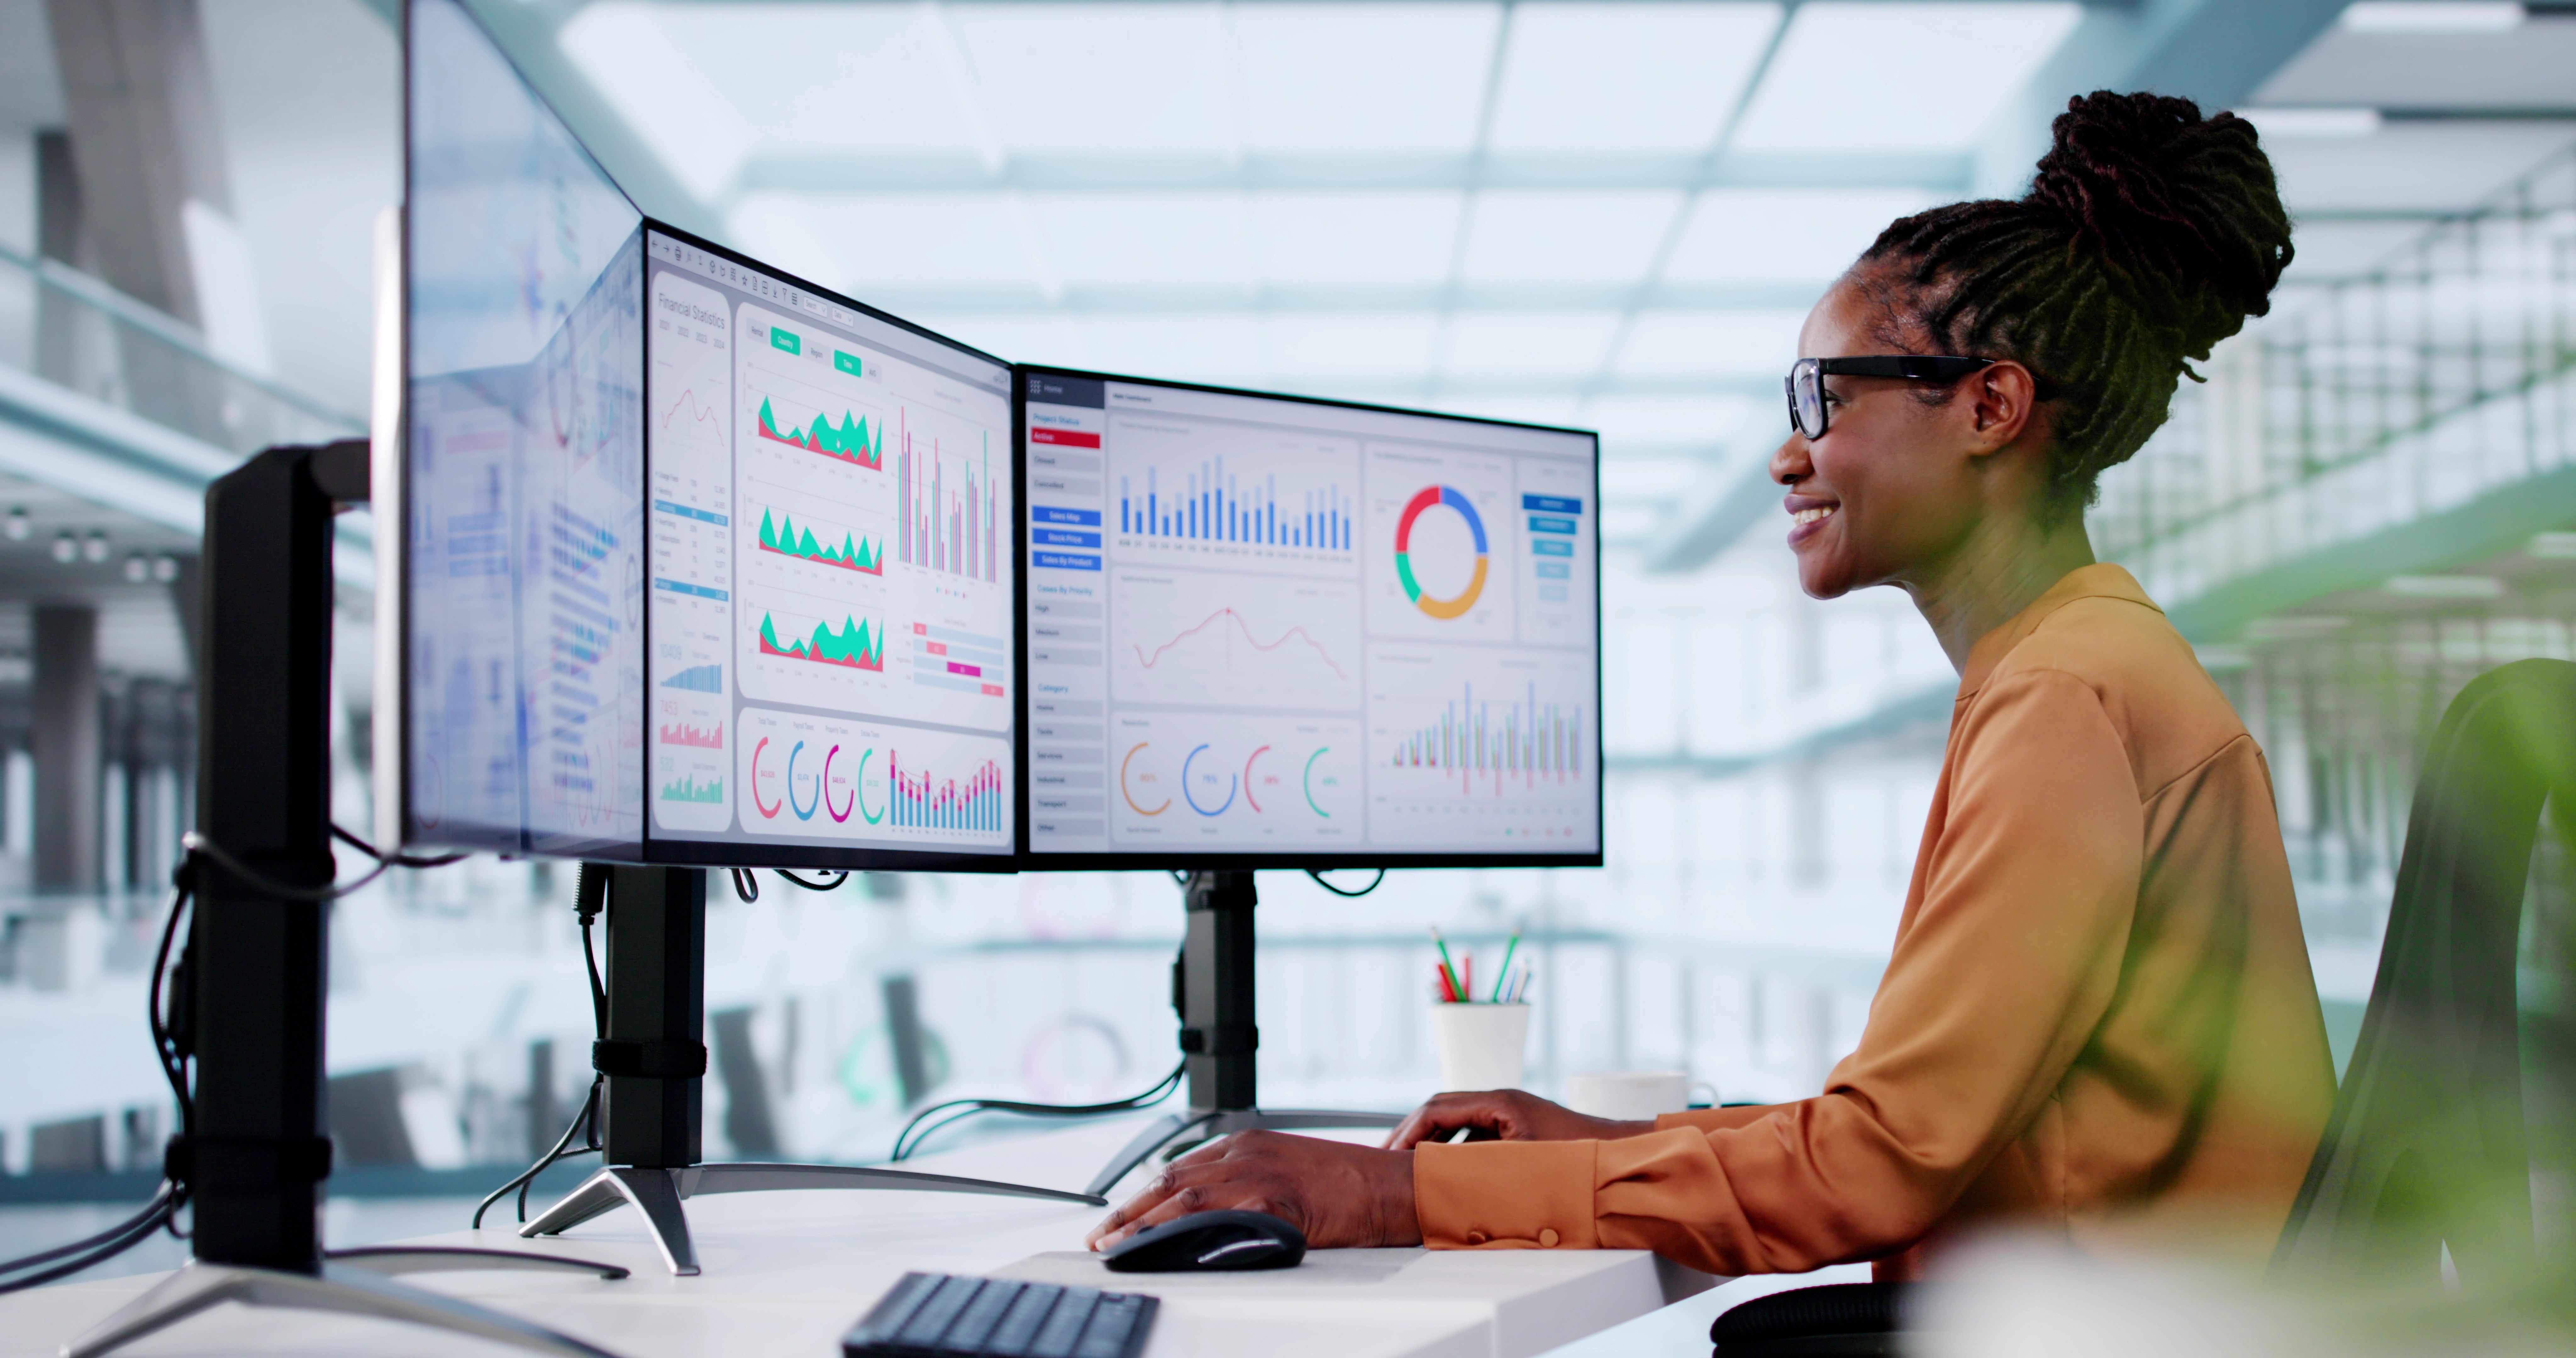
{"left": 1785, "top": 356, "right": 1996, "bottom": 441}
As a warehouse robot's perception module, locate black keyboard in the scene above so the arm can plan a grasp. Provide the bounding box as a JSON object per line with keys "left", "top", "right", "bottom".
{"left": 842, "top": 1272, "right": 1158, "bottom": 1358}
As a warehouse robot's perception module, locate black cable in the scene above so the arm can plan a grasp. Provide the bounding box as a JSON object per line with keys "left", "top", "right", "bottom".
{"left": 889, "top": 1060, "right": 1187, "bottom": 1162}
{"left": 729, "top": 868, "right": 759, "bottom": 903}
{"left": 474, "top": 864, "right": 614, "bottom": 1228}
{"left": 147, "top": 875, "right": 194, "bottom": 1137}
{"left": 1304, "top": 868, "right": 1387, "bottom": 897}
{"left": 773, "top": 869, "right": 847, "bottom": 892}
{"left": 330, "top": 823, "right": 468, "bottom": 870}
{"left": 0, "top": 1186, "right": 180, "bottom": 1295}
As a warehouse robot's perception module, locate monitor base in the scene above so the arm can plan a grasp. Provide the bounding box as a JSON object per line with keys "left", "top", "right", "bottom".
{"left": 1085, "top": 1107, "right": 1404, "bottom": 1201}
{"left": 520, "top": 1162, "right": 1106, "bottom": 1276}
{"left": 61, "top": 1256, "right": 625, "bottom": 1358}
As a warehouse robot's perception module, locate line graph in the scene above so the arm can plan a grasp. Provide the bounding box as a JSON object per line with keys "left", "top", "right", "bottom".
{"left": 757, "top": 506, "right": 884, "bottom": 574}
{"left": 1131, "top": 607, "right": 1349, "bottom": 681}
{"left": 1109, "top": 569, "right": 1360, "bottom": 711}
{"left": 658, "top": 387, "right": 722, "bottom": 435}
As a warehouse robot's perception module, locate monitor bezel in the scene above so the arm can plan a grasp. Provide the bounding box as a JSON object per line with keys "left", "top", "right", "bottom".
{"left": 637, "top": 221, "right": 1024, "bottom": 874}
{"left": 1010, "top": 364, "right": 1607, "bottom": 873}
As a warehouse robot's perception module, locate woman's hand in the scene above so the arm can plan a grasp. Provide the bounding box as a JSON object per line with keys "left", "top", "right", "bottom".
{"left": 1084, "top": 1130, "right": 1419, "bottom": 1251}
{"left": 1383, "top": 1090, "right": 1657, "bottom": 1150}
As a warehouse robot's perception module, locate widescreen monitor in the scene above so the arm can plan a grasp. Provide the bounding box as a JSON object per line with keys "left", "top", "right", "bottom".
{"left": 1017, "top": 371, "right": 1603, "bottom": 868}
{"left": 387, "top": 0, "right": 1016, "bottom": 869}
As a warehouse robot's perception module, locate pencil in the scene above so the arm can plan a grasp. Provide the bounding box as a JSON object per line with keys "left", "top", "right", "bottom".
{"left": 1490, "top": 933, "right": 1520, "bottom": 1003}
{"left": 1430, "top": 927, "right": 1464, "bottom": 1002}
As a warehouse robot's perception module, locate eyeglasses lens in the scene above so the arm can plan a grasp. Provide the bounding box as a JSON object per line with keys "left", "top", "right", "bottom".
{"left": 1790, "top": 362, "right": 1825, "bottom": 439}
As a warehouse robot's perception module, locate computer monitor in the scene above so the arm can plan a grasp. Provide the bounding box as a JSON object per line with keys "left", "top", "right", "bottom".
{"left": 1017, "top": 370, "right": 1602, "bottom": 869}
{"left": 386, "top": 0, "right": 1017, "bottom": 870}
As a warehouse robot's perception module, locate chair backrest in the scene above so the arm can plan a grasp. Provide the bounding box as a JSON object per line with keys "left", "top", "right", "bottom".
{"left": 2271, "top": 659, "right": 2576, "bottom": 1291}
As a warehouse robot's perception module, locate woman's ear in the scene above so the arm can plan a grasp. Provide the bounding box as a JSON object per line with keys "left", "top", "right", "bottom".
{"left": 1963, "top": 362, "right": 2040, "bottom": 455}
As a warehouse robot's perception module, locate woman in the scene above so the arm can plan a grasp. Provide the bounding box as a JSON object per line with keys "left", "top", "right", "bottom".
{"left": 1086, "top": 91, "right": 2336, "bottom": 1279}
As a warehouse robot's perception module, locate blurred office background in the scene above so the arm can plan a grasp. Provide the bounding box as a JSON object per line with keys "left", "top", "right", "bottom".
{"left": 0, "top": 0, "right": 2571, "bottom": 1282}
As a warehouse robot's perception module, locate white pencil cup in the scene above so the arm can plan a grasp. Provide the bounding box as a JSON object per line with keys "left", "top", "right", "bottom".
{"left": 1432, "top": 1002, "right": 1532, "bottom": 1092}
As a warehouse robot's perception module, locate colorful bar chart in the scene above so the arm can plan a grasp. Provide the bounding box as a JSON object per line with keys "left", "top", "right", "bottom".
{"left": 659, "top": 718, "right": 724, "bottom": 748}
{"left": 887, "top": 752, "right": 1005, "bottom": 832}
{"left": 1118, "top": 460, "right": 1352, "bottom": 552}
{"left": 897, "top": 417, "right": 1000, "bottom": 582}
{"left": 1391, "top": 682, "right": 1584, "bottom": 795}
{"left": 660, "top": 774, "right": 724, "bottom": 805}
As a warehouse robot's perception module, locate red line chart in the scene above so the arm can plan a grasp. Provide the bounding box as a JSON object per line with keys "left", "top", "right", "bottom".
{"left": 658, "top": 387, "right": 721, "bottom": 432}
{"left": 1131, "top": 607, "right": 1350, "bottom": 681}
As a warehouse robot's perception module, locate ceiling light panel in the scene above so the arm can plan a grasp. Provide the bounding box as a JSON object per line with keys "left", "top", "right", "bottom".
{"left": 1583, "top": 394, "right": 1759, "bottom": 448}
{"left": 730, "top": 193, "right": 1048, "bottom": 298}
{"left": 1441, "top": 310, "right": 1626, "bottom": 381}
{"left": 1230, "top": 3, "right": 1502, "bottom": 154}
{"left": 1026, "top": 193, "right": 1253, "bottom": 290}
{"left": 1080, "top": 313, "right": 1268, "bottom": 385}
{"left": 1457, "top": 190, "right": 1687, "bottom": 286}
{"left": 1663, "top": 188, "right": 1940, "bottom": 284}
{"left": 947, "top": 3, "right": 1230, "bottom": 156}
{"left": 1251, "top": 192, "right": 1467, "bottom": 289}
{"left": 558, "top": 3, "right": 749, "bottom": 200}
{"left": 1615, "top": 310, "right": 1808, "bottom": 380}
{"left": 614, "top": 5, "right": 984, "bottom": 160}
{"left": 1487, "top": 3, "right": 1783, "bottom": 154}
{"left": 1440, "top": 394, "right": 1588, "bottom": 428}
{"left": 1263, "top": 313, "right": 1443, "bottom": 386}
{"left": 906, "top": 312, "right": 1088, "bottom": 369}
{"left": 1730, "top": 3, "right": 2084, "bottom": 152}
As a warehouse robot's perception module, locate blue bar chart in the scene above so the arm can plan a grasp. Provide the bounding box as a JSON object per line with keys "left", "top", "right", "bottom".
{"left": 1118, "top": 458, "right": 1353, "bottom": 553}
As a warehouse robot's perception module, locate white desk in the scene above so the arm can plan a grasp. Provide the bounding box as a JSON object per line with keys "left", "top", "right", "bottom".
{"left": 0, "top": 1118, "right": 1717, "bottom": 1358}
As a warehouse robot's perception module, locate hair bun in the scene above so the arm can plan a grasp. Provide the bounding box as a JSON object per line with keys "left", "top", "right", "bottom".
{"left": 2025, "top": 91, "right": 2293, "bottom": 357}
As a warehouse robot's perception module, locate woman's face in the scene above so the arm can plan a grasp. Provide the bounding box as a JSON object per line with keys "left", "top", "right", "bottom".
{"left": 1769, "top": 275, "right": 1989, "bottom": 600}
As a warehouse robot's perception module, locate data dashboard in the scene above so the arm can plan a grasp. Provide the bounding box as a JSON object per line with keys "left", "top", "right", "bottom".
{"left": 644, "top": 231, "right": 1015, "bottom": 861}
{"left": 1021, "top": 372, "right": 1601, "bottom": 864}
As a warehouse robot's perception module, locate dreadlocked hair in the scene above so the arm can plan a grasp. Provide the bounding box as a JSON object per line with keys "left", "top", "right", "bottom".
{"left": 1859, "top": 90, "right": 2293, "bottom": 513}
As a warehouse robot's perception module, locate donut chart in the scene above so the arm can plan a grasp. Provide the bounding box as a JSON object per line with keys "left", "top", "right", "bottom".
{"left": 1394, "top": 485, "right": 1488, "bottom": 620}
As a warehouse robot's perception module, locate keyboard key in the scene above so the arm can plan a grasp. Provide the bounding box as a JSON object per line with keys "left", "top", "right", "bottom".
{"left": 897, "top": 1276, "right": 985, "bottom": 1348}
{"left": 942, "top": 1280, "right": 1024, "bottom": 1353}
{"left": 845, "top": 1273, "right": 943, "bottom": 1347}
{"left": 1028, "top": 1290, "right": 1096, "bottom": 1358}
{"left": 987, "top": 1284, "right": 1065, "bottom": 1358}
{"left": 1074, "top": 1295, "right": 1149, "bottom": 1358}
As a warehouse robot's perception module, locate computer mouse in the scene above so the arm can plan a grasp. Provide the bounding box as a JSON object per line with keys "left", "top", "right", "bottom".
{"left": 1100, "top": 1209, "right": 1307, "bottom": 1273}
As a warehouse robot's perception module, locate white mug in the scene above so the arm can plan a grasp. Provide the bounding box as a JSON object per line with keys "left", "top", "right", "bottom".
{"left": 1565, "top": 1071, "right": 1707, "bottom": 1122}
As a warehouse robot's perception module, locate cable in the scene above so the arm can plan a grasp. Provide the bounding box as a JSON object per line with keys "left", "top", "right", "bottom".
{"left": 773, "top": 869, "right": 847, "bottom": 892}
{"left": 1304, "top": 868, "right": 1387, "bottom": 897}
{"left": 474, "top": 864, "right": 613, "bottom": 1228}
{"left": 0, "top": 1184, "right": 180, "bottom": 1295}
{"left": 889, "top": 1060, "right": 1187, "bottom": 1162}
{"left": 180, "top": 831, "right": 387, "bottom": 902}
{"left": 330, "top": 824, "right": 468, "bottom": 870}
{"left": 0, "top": 880, "right": 194, "bottom": 1291}
{"left": 729, "top": 868, "right": 760, "bottom": 903}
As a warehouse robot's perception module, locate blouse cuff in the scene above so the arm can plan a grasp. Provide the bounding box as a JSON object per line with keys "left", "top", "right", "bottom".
{"left": 1414, "top": 1140, "right": 1600, "bottom": 1250}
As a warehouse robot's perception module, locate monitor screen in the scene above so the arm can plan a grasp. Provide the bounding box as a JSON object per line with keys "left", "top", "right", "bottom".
{"left": 394, "top": 0, "right": 1017, "bottom": 868}
{"left": 398, "top": 0, "right": 646, "bottom": 859}
{"left": 641, "top": 231, "right": 1017, "bottom": 865}
{"left": 1019, "top": 372, "right": 1602, "bottom": 867}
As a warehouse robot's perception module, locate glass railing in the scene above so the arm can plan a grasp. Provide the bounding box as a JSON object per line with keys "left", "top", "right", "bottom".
{"left": 0, "top": 239, "right": 364, "bottom": 457}
{"left": 2094, "top": 142, "right": 2576, "bottom": 597}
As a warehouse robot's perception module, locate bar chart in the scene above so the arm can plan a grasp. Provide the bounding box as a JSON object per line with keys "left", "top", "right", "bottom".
{"left": 897, "top": 416, "right": 1001, "bottom": 583}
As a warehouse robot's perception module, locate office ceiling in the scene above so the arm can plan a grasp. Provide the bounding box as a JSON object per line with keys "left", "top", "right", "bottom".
{"left": 11, "top": 0, "right": 2572, "bottom": 553}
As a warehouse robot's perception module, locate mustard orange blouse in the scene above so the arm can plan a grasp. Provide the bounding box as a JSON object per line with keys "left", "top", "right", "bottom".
{"left": 1414, "top": 565, "right": 2336, "bottom": 1278}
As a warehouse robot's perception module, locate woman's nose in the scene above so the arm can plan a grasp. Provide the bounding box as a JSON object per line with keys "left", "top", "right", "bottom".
{"left": 1770, "top": 433, "right": 1809, "bottom": 487}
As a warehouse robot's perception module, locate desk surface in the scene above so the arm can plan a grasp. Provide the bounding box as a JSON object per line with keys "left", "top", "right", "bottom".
{"left": 0, "top": 1118, "right": 1717, "bottom": 1358}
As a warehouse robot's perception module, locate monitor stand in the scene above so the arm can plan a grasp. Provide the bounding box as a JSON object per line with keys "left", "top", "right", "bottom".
{"left": 67, "top": 442, "right": 631, "bottom": 1358}
{"left": 1083, "top": 870, "right": 1402, "bottom": 1200}
{"left": 518, "top": 865, "right": 1106, "bottom": 1276}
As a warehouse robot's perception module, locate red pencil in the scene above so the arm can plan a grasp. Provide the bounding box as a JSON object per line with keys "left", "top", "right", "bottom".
{"left": 1435, "top": 963, "right": 1457, "bottom": 1002}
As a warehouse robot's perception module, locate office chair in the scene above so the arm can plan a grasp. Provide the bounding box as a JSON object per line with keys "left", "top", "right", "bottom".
{"left": 1710, "top": 659, "right": 2573, "bottom": 1353}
